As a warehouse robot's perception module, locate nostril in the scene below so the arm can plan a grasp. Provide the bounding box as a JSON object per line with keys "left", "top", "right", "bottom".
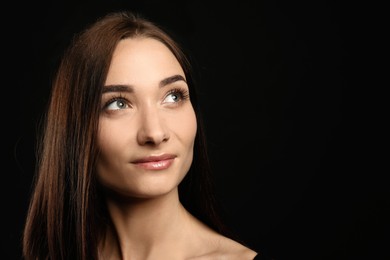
{"left": 144, "top": 139, "right": 156, "bottom": 145}
{"left": 137, "top": 130, "right": 169, "bottom": 146}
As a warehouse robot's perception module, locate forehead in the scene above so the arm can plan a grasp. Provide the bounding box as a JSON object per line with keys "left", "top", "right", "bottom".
{"left": 105, "top": 37, "right": 185, "bottom": 85}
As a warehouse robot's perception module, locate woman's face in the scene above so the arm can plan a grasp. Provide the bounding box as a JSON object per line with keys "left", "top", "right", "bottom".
{"left": 97, "top": 37, "right": 197, "bottom": 199}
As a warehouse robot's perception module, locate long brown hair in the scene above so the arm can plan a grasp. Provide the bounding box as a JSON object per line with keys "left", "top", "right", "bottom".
{"left": 23, "top": 11, "right": 232, "bottom": 259}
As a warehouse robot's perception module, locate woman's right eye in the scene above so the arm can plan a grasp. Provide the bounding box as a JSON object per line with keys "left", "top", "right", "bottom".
{"left": 105, "top": 98, "right": 129, "bottom": 110}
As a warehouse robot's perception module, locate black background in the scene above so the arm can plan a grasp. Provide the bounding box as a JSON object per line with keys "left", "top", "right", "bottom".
{"left": 3, "top": 1, "right": 388, "bottom": 259}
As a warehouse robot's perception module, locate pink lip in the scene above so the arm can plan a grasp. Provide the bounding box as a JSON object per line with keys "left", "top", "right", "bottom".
{"left": 132, "top": 154, "right": 176, "bottom": 170}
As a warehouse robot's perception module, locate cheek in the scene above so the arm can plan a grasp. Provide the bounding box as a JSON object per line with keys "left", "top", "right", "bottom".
{"left": 182, "top": 110, "right": 197, "bottom": 175}
{"left": 175, "top": 109, "right": 197, "bottom": 177}
{"left": 97, "top": 119, "right": 132, "bottom": 163}
{"left": 96, "top": 118, "right": 135, "bottom": 190}
{"left": 98, "top": 124, "right": 116, "bottom": 154}
{"left": 174, "top": 107, "right": 197, "bottom": 145}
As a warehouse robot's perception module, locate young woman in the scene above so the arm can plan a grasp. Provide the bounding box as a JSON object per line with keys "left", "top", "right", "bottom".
{"left": 22, "top": 10, "right": 267, "bottom": 259}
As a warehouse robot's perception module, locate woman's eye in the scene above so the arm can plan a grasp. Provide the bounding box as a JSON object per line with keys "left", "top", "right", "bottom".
{"left": 165, "top": 92, "right": 180, "bottom": 103}
{"left": 164, "top": 89, "right": 189, "bottom": 104}
{"left": 106, "top": 99, "right": 128, "bottom": 110}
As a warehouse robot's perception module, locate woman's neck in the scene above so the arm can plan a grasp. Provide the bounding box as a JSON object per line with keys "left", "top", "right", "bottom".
{"left": 101, "top": 188, "right": 211, "bottom": 259}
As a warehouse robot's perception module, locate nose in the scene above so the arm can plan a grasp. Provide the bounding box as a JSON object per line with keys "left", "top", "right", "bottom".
{"left": 136, "top": 106, "right": 170, "bottom": 146}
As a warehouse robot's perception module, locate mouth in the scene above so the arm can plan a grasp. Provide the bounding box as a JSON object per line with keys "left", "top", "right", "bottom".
{"left": 132, "top": 154, "right": 176, "bottom": 170}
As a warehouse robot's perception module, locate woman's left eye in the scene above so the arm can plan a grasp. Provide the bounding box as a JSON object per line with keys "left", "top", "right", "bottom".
{"left": 163, "top": 89, "right": 189, "bottom": 104}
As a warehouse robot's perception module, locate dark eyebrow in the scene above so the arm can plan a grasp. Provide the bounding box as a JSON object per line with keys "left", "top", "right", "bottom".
{"left": 102, "top": 75, "right": 186, "bottom": 94}
{"left": 159, "top": 75, "right": 186, "bottom": 88}
{"left": 102, "top": 85, "right": 134, "bottom": 94}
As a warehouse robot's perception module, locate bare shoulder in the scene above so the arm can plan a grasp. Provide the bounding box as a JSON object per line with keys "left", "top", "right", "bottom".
{"left": 216, "top": 236, "right": 258, "bottom": 260}
{"left": 189, "top": 235, "right": 258, "bottom": 260}
{"left": 184, "top": 213, "right": 258, "bottom": 260}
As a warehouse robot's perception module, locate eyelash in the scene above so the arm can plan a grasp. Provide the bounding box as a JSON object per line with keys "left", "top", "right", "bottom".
{"left": 102, "top": 94, "right": 129, "bottom": 110}
{"left": 165, "top": 87, "right": 190, "bottom": 103}
{"left": 102, "top": 88, "right": 190, "bottom": 111}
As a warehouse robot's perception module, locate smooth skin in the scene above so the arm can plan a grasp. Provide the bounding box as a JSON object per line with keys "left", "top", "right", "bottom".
{"left": 97, "top": 37, "right": 257, "bottom": 260}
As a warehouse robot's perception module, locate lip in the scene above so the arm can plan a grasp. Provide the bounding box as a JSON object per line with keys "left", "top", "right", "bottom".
{"left": 132, "top": 154, "right": 176, "bottom": 170}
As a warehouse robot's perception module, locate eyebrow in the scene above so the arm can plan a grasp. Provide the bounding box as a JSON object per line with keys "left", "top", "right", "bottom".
{"left": 102, "top": 85, "right": 133, "bottom": 94}
{"left": 159, "top": 74, "right": 186, "bottom": 88}
{"left": 102, "top": 74, "right": 186, "bottom": 94}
